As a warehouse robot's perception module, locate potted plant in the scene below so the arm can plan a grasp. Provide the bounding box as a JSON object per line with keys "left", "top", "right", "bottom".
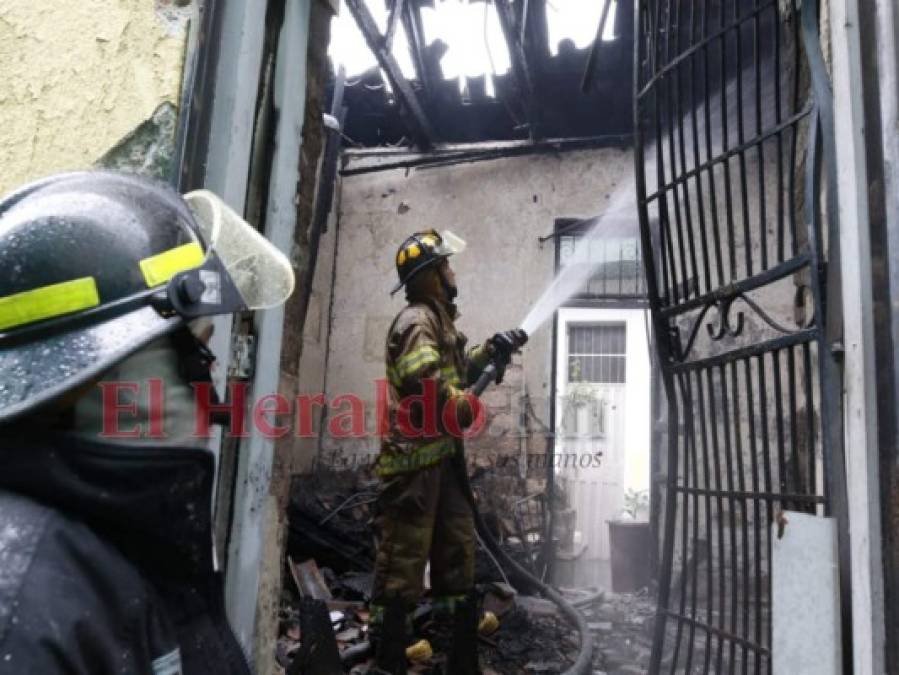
{"left": 608, "top": 489, "right": 652, "bottom": 593}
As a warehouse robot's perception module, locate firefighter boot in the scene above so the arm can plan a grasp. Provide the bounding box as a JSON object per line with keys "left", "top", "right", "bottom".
{"left": 445, "top": 593, "right": 481, "bottom": 675}
{"left": 372, "top": 598, "right": 408, "bottom": 675}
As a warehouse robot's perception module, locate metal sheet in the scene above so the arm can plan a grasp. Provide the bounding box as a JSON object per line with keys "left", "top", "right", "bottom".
{"left": 771, "top": 512, "right": 841, "bottom": 675}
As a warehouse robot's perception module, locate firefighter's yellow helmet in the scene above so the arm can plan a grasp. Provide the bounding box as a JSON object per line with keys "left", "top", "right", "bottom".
{"left": 391, "top": 229, "right": 466, "bottom": 295}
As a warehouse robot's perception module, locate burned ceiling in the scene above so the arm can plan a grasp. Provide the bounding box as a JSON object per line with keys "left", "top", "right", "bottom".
{"left": 332, "top": 0, "right": 634, "bottom": 148}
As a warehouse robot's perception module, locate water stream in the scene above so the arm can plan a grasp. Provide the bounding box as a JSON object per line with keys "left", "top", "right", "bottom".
{"left": 520, "top": 175, "right": 639, "bottom": 335}
{"left": 518, "top": 55, "right": 779, "bottom": 335}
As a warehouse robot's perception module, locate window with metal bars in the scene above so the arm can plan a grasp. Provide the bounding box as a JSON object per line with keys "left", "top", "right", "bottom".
{"left": 567, "top": 323, "right": 627, "bottom": 383}
{"left": 555, "top": 218, "right": 647, "bottom": 300}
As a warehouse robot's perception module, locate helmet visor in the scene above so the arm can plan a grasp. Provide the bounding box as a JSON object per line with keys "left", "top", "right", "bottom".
{"left": 183, "top": 191, "right": 295, "bottom": 310}
{"left": 435, "top": 230, "right": 466, "bottom": 257}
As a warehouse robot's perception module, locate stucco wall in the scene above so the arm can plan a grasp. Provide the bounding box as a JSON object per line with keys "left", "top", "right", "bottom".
{"left": 318, "top": 147, "right": 635, "bottom": 467}
{"left": 0, "top": 0, "right": 190, "bottom": 195}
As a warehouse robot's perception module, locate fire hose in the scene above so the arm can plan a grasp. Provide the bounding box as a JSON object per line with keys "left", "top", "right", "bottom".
{"left": 456, "top": 342, "right": 595, "bottom": 675}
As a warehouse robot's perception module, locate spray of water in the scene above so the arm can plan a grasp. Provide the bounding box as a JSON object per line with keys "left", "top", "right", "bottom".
{"left": 520, "top": 174, "right": 640, "bottom": 335}
{"left": 518, "top": 52, "right": 783, "bottom": 337}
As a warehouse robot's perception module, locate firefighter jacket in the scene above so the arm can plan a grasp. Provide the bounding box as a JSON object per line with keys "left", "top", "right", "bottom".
{"left": 0, "top": 431, "right": 251, "bottom": 675}
{"left": 378, "top": 297, "right": 491, "bottom": 477}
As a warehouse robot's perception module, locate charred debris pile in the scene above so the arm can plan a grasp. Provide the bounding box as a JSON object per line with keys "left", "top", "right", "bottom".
{"left": 278, "top": 467, "right": 653, "bottom": 674}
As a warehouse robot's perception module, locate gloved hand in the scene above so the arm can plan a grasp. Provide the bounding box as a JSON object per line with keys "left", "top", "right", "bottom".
{"left": 487, "top": 329, "right": 528, "bottom": 366}
{"left": 486, "top": 329, "right": 527, "bottom": 385}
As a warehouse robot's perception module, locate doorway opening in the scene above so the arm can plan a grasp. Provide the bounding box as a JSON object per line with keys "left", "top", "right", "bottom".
{"left": 554, "top": 308, "right": 652, "bottom": 589}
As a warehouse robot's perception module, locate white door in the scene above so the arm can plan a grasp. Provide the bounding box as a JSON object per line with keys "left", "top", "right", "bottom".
{"left": 556, "top": 308, "right": 651, "bottom": 561}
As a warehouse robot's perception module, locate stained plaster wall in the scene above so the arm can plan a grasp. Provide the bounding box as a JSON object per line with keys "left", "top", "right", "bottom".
{"left": 314, "top": 147, "right": 635, "bottom": 470}
{"left": 0, "top": 0, "right": 191, "bottom": 194}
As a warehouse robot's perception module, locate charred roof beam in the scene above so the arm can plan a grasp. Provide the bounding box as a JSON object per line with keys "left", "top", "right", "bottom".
{"left": 524, "top": 0, "right": 549, "bottom": 61}
{"left": 400, "top": 0, "right": 436, "bottom": 94}
{"left": 344, "top": 0, "right": 435, "bottom": 149}
{"left": 493, "top": 0, "right": 540, "bottom": 140}
{"left": 581, "top": 0, "right": 614, "bottom": 93}
{"left": 384, "top": 0, "right": 404, "bottom": 50}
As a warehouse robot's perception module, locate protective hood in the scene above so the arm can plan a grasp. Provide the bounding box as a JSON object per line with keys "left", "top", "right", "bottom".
{"left": 0, "top": 430, "right": 215, "bottom": 581}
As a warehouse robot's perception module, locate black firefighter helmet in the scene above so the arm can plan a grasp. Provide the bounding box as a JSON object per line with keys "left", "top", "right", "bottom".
{"left": 391, "top": 229, "right": 466, "bottom": 295}
{"left": 0, "top": 171, "right": 295, "bottom": 424}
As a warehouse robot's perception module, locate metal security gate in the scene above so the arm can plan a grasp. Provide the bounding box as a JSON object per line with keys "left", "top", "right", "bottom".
{"left": 634, "top": 0, "right": 848, "bottom": 672}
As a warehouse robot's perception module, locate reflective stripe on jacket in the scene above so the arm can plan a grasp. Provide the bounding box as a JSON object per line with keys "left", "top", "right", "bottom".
{"left": 378, "top": 298, "right": 490, "bottom": 476}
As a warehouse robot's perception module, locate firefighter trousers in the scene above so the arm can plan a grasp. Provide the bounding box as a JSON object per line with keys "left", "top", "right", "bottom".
{"left": 370, "top": 455, "right": 475, "bottom": 624}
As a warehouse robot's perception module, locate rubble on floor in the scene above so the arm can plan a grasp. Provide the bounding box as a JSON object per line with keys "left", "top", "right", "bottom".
{"left": 281, "top": 470, "right": 656, "bottom": 674}
{"left": 478, "top": 600, "right": 578, "bottom": 673}
{"left": 579, "top": 589, "right": 655, "bottom": 674}
{"left": 276, "top": 559, "right": 656, "bottom": 674}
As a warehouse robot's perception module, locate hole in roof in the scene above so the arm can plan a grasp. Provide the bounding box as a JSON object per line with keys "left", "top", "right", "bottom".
{"left": 329, "top": 0, "right": 616, "bottom": 82}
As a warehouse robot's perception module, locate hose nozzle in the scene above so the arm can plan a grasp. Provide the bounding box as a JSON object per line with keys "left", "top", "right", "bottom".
{"left": 470, "top": 328, "right": 529, "bottom": 396}
{"left": 509, "top": 328, "right": 529, "bottom": 351}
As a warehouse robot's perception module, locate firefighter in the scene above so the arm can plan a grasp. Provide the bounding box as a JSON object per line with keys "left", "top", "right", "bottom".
{"left": 371, "top": 229, "right": 526, "bottom": 674}
{"left": 0, "top": 172, "right": 294, "bottom": 674}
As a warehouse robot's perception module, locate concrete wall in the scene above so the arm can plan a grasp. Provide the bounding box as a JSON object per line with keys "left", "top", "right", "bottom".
{"left": 316, "top": 147, "right": 635, "bottom": 467}
{"left": 0, "top": 0, "right": 191, "bottom": 194}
